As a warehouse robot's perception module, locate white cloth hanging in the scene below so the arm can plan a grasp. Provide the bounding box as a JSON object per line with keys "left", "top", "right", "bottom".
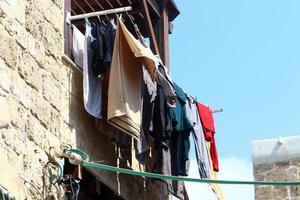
{"left": 72, "top": 25, "right": 85, "bottom": 69}
{"left": 83, "top": 19, "right": 102, "bottom": 119}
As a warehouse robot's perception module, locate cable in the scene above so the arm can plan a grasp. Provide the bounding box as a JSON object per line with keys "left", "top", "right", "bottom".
{"left": 69, "top": 176, "right": 75, "bottom": 200}
{"left": 19, "top": 176, "right": 46, "bottom": 200}
{"left": 64, "top": 149, "right": 300, "bottom": 186}
{"left": 82, "top": 161, "right": 300, "bottom": 186}
{"left": 45, "top": 161, "right": 63, "bottom": 185}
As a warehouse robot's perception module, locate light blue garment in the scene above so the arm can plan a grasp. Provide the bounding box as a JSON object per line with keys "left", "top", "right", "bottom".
{"left": 83, "top": 19, "right": 102, "bottom": 119}
{"left": 186, "top": 97, "right": 210, "bottom": 178}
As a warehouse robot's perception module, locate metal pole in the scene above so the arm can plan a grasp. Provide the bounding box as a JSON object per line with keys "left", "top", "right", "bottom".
{"left": 66, "top": 6, "right": 133, "bottom": 24}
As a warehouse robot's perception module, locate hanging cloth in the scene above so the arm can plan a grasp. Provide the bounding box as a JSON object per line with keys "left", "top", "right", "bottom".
{"left": 83, "top": 19, "right": 102, "bottom": 119}
{"left": 185, "top": 98, "right": 210, "bottom": 178}
{"left": 196, "top": 102, "right": 219, "bottom": 172}
{"left": 206, "top": 142, "right": 224, "bottom": 200}
{"left": 72, "top": 25, "right": 84, "bottom": 69}
{"left": 107, "top": 18, "right": 159, "bottom": 139}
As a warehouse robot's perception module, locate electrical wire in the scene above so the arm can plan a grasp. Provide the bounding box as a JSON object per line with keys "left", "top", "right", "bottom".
{"left": 45, "top": 161, "right": 63, "bottom": 185}
{"left": 19, "top": 176, "right": 46, "bottom": 200}
{"left": 69, "top": 176, "right": 75, "bottom": 200}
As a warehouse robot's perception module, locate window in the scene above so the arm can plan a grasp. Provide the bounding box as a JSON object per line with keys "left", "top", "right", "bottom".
{"left": 63, "top": 158, "right": 124, "bottom": 200}
{"left": 0, "top": 186, "right": 16, "bottom": 200}
{"left": 3, "top": 0, "right": 17, "bottom": 6}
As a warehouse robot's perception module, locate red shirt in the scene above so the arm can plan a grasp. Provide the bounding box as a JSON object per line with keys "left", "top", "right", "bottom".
{"left": 196, "top": 102, "right": 219, "bottom": 172}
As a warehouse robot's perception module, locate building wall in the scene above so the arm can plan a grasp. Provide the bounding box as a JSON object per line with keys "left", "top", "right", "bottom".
{"left": 252, "top": 136, "right": 300, "bottom": 200}
{"left": 0, "top": 0, "right": 168, "bottom": 199}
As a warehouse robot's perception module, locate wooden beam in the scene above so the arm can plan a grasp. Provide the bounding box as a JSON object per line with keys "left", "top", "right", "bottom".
{"left": 140, "top": 0, "right": 160, "bottom": 55}
{"left": 147, "top": 0, "right": 161, "bottom": 18}
{"left": 156, "top": 9, "right": 169, "bottom": 68}
{"left": 64, "top": 0, "right": 72, "bottom": 57}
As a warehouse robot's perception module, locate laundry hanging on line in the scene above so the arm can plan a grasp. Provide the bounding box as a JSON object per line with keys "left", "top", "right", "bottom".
{"left": 70, "top": 15, "right": 223, "bottom": 200}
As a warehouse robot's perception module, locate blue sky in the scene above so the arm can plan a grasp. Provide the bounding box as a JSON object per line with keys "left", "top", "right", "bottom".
{"left": 170, "top": 0, "right": 300, "bottom": 199}
{"left": 170, "top": 0, "right": 300, "bottom": 159}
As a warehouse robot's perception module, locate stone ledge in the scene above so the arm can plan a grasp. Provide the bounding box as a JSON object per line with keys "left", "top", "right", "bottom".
{"left": 252, "top": 135, "right": 300, "bottom": 165}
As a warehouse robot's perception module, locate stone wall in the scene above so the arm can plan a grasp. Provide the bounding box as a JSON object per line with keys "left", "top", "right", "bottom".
{"left": 252, "top": 136, "right": 300, "bottom": 200}
{"left": 0, "top": 0, "right": 168, "bottom": 199}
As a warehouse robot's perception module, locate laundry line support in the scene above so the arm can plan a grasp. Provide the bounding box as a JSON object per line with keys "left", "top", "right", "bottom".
{"left": 212, "top": 108, "right": 223, "bottom": 114}
{"left": 66, "top": 6, "right": 133, "bottom": 24}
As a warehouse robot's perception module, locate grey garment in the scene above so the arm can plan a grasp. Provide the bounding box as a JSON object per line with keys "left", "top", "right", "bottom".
{"left": 155, "top": 65, "right": 177, "bottom": 108}
{"left": 186, "top": 97, "right": 210, "bottom": 179}
{"left": 83, "top": 19, "right": 102, "bottom": 119}
{"left": 143, "top": 66, "right": 157, "bottom": 102}
{"left": 136, "top": 66, "right": 157, "bottom": 164}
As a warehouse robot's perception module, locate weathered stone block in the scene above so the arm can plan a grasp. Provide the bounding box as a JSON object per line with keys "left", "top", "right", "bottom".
{"left": 60, "top": 87, "right": 70, "bottom": 123}
{"left": 51, "top": 0, "right": 63, "bottom": 9}
{"left": 30, "top": 90, "right": 51, "bottom": 129}
{"left": 291, "top": 159, "right": 300, "bottom": 168}
{"left": 19, "top": 52, "right": 42, "bottom": 91}
{"left": 43, "top": 54, "right": 66, "bottom": 84}
{"left": 0, "top": 58, "right": 12, "bottom": 93}
{"left": 25, "top": 3, "right": 45, "bottom": 41}
{"left": 254, "top": 163, "right": 274, "bottom": 175}
{"left": 0, "top": 0, "right": 25, "bottom": 25}
{"left": 33, "top": 41, "right": 46, "bottom": 66}
{"left": 59, "top": 121, "right": 72, "bottom": 143}
{"left": 27, "top": 32, "right": 36, "bottom": 57}
{"left": 273, "top": 186, "right": 288, "bottom": 200}
{"left": 288, "top": 167, "right": 299, "bottom": 181}
{"left": 27, "top": 113, "right": 48, "bottom": 149}
{"left": 291, "top": 186, "right": 300, "bottom": 198}
{"left": 274, "top": 161, "right": 290, "bottom": 169}
{"left": 42, "top": 72, "right": 62, "bottom": 111}
{"left": 45, "top": 3, "right": 63, "bottom": 33}
{"left": 15, "top": 22, "right": 28, "bottom": 49}
{"left": 43, "top": 21, "right": 62, "bottom": 59}
{"left": 44, "top": 129, "right": 61, "bottom": 154}
{"left": 2, "top": 16, "right": 19, "bottom": 36}
{"left": 0, "top": 96, "right": 10, "bottom": 128}
{"left": 255, "top": 186, "right": 273, "bottom": 200}
{"left": 11, "top": 71, "right": 32, "bottom": 109}
{"left": 12, "top": 133, "right": 25, "bottom": 156}
{"left": 10, "top": 100, "right": 28, "bottom": 131}
{"left": 0, "top": 126, "right": 13, "bottom": 147}
{"left": 50, "top": 108, "right": 62, "bottom": 138}
{"left": 266, "top": 169, "right": 288, "bottom": 181}
{"left": 0, "top": 25, "right": 19, "bottom": 69}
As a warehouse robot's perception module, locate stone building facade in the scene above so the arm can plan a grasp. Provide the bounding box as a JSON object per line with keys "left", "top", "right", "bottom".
{"left": 0, "top": 0, "right": 171, "bottom": 199}
{"left": 252, "top": 136, "right": 300, "bottom": 200}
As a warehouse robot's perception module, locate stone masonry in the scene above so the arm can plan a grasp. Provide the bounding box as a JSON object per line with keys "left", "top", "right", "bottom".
{"left": 0, "top": 0, "right": 169, "bottom": 199}
{"left": 252, "top": 136, "right": 300, "bottom": 200}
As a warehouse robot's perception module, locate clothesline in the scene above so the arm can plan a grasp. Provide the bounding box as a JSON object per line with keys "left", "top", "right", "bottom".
{"left": 71, "top": 16, "right": 224, "bottom": 200}
{"left": 63, "top": 149, "right": 300, "bottom": 186}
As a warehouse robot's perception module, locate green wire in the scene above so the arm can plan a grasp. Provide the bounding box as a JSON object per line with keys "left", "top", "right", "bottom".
{"left": 68, "top": 148, "right": 300, "bottom": 186}
{"left": 82, "top": 161, "right": 300, "bottom": 186}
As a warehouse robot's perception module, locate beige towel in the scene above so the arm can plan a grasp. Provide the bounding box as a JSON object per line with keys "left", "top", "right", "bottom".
{"left": 107, "top": 18, "right": 159, "bottom": 139}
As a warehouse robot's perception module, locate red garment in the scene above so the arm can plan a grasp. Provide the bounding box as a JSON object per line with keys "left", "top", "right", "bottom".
{"left": 196, "top": 102, "right": 219, "bottom": 172}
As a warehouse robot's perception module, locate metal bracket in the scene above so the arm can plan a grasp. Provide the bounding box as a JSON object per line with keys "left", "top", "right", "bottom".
{"left": 65, "top": 6, "right": 132, "bottom": 24}
{"left": 66, "top": 11, "right": 71, "bottom": 25}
